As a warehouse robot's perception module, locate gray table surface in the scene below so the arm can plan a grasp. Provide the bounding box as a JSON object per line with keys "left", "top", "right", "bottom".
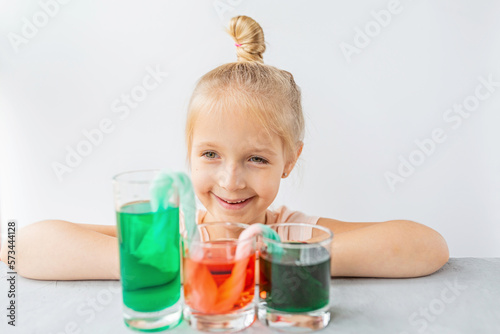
{"left": 1, "top": 258, "right": 499, "bottom": 334}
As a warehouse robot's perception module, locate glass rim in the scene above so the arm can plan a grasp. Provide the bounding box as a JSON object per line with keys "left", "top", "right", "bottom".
{"left": 262, "top": 223, "right": 333, "bottom": 248}
{"left": 183, "top": 222, "right": 253, "bottom": 244}
{"left": 112, "top": 169, "right": 162, "bottom": 184}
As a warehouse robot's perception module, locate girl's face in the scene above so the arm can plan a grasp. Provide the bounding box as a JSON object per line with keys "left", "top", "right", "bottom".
{"left": 190, "top": 110, "right": 290, "bottom": 225}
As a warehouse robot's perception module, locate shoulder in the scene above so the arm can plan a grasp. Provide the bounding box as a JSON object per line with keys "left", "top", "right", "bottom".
{"left": 267, "top": 205, "right": 320, "bottom": 225}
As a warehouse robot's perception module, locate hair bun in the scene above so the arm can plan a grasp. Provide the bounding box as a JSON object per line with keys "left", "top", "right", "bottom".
{"left": 227, "top": 16, "right": 266, "bottom": 63}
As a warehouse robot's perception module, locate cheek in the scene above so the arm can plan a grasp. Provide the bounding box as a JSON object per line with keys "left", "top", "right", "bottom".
{"left": 254, "top": 171, "right": 281, "bottom": 200}
{"left": 190, "top": 163, "right": 212, "bottom": 195}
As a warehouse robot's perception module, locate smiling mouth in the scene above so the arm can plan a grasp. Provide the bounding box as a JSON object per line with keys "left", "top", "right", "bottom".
{"left": 213, "top": 194, "right": 253, "bottom": 209}
{"left": 222, "top": 198, "right": 249, "bottom": 204}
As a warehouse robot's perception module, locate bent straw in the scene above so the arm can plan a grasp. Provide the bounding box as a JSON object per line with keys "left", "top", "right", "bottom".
{"left": 132, "top": 170, "right": 197, "bottom": 274}
{"left": 184, "top": 256, "right": 218, "bottom": 313}
{"left": 211, "top": 224, "right": 282, "bottom": 312}
{"left": 169, "top": 172, "right": 197, "bottom": 240}
{"left": 235, "top": 224, "right": 282, "bottom": 259}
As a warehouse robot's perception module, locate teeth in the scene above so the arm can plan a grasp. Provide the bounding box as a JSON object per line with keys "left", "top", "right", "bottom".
{"left": 226, "top": 199, "right": 246, "bottom": 204}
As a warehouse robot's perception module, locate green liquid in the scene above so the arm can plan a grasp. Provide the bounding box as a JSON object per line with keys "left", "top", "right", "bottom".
{"left": 259, "top": 248, "right": 330, "bottom": 313}
{"left": 117, "top": 201, "right": 180, "bottom": 312}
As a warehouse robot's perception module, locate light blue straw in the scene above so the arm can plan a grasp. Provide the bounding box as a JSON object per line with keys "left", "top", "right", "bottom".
{"left": 239, "top": 223, "right": 283, "bottom": 258}
{"left": 259, "top": 224, "right": 283, "bottom": 257}
{"left": 132, "top": 170, "right": 197, "bottom": 273}
{"left": 149, "top": 170, "right": 197, "bottom": 239}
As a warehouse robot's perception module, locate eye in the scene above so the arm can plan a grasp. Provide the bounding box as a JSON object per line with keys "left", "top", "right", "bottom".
{"left": 249, "top": 156, "right": 269, "bottom": 164}
{"left": 202, "top": 151, "right": 219, "bottom": 159}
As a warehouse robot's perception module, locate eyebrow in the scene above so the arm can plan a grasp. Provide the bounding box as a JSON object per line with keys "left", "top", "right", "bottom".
{"left": 193, "top": 142, "right": 278, "bottom": 157}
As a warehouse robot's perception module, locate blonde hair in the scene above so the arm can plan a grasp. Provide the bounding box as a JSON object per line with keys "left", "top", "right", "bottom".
{"left": 186, "top": 15, "right": 304, "bottom": 163}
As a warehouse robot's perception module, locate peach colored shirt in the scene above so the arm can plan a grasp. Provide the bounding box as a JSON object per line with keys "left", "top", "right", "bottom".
{"left": 196, "top": 205, "right": 320, "bottom": 240}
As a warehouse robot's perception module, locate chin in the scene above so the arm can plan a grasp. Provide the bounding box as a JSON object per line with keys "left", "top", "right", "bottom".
{"left": 207, "top": 210, "right": 249, "bottom": 224}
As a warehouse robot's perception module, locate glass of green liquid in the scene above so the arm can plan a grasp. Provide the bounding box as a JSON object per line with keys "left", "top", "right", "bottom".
{"left": 258, "top": 223, "right": 333, "bottom": 332}
{"left": 113, "top": 170, "right": 183, "bottom": 332}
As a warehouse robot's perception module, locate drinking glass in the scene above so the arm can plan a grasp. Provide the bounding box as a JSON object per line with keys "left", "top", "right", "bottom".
{"left": 113, "top": 170, "right": 182, "bottom": 331}
{"left": 258, "top": 223, "right": 333, "bottom": 332}
{"left": 182, "top": 222, "right": 256, "bottom": 332}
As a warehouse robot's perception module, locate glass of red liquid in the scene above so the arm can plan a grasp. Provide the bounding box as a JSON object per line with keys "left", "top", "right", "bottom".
{"left": 182, "top": 222, "right": 256, "bottom": 332}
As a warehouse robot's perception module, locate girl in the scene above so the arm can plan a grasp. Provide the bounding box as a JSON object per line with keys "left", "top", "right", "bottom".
{"left": 0, "top": 16, "right": 448, "bottom": 280}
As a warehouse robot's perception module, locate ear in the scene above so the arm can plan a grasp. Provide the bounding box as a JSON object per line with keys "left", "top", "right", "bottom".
{"left": 282, "top": 142, "right": 303, "bottom": 178}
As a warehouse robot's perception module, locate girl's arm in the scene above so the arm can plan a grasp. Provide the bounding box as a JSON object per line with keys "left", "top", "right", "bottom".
{"left": 316, "top": 218, "right": 449, "bottom": 278}
{"left": 0, "top": 220, "right": 119, "bottom": 280}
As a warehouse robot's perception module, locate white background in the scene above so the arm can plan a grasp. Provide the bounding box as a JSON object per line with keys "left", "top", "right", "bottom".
{"left": 0, "top": 0, "right": 499, "bottom": 257}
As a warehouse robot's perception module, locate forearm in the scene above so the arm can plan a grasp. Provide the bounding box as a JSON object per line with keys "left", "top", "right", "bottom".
{"left": 330, "top": 220, "right": 449, "bottom": 278}
{"left": 0, "top": 220, "right": 120, "bottom": 280}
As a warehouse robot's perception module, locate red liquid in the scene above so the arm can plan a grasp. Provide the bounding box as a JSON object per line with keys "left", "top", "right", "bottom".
{"left": 183, "top": 248, "right": 255, "bottom": 314}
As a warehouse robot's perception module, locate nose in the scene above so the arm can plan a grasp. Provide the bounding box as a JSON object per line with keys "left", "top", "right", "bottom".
{"left": 218, "top": 162, "right": 246, "bottom": 192}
